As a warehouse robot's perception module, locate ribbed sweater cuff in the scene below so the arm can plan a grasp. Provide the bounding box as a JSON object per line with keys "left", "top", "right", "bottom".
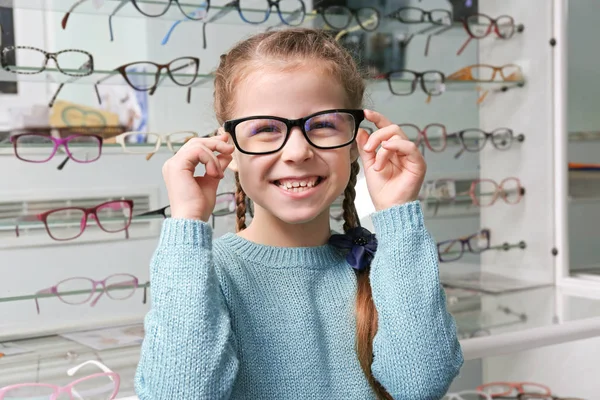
{"left": 371, "top": 201, "right": 425, "bottom": 237}
{"left": 158, "top": 218, "right": 213, "bottom": 248}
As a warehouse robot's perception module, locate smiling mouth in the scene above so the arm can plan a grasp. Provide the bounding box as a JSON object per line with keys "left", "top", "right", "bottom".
{"left": 272, "top": 176, "right": 325, "bottom": 192}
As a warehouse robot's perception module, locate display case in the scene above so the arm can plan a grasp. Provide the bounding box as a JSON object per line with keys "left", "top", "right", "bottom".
{"left": 0, "top": 0, "right": 599, "bottom": 399}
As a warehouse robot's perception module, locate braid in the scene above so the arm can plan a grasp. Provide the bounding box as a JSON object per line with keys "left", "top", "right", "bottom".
{"left": 344, "top": 161, "right": 393, "bottom": 400}
{"left": 234, "top": 172, "right": 247, "bottom": 232}
{"left": 342, "top": 161, "right": 360, "bottom": 232}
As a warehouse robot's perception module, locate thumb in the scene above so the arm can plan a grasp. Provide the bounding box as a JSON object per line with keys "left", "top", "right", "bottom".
{"left": 356, "top": 128, "right": 376, "bottom": 169}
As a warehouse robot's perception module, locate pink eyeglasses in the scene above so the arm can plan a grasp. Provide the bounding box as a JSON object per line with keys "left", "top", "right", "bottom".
{"left": 0, "top": 360, "right": 120, "bottom": 399}
{"left": 35, "top": 274, "right": 140, "bottom": 314}
{"left": 15, "top": 199, "right": 133, "bottom": 241}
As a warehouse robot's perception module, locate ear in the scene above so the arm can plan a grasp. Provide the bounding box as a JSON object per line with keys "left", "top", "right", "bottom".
{"left": 221, "top": 127, "right": 239, "bottom": 172}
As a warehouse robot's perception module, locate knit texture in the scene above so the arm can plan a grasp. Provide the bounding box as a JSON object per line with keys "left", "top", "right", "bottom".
{"left": 134, "top": 201, "right": 463, "bottom": 399}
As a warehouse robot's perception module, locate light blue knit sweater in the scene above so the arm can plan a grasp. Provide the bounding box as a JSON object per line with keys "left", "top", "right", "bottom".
{"left": 134, "top": 201, "right": 463, "bottom": 399}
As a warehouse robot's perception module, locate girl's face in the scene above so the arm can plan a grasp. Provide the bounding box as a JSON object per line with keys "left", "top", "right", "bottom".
{"left": 228, "top": 64, "right": 358, "bottom": 225}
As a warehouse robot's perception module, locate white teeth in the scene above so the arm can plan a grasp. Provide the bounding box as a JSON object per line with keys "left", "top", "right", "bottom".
{"left": 300, "top": 182, "right": 307, "bottom": 187}
{"left": 276, "top": 177, "right": 321, "bottom": 191}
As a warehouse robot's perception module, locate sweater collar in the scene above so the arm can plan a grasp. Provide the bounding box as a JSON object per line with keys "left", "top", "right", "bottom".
{"left": 218, "top": 232, "right": 346, "bottom": 269}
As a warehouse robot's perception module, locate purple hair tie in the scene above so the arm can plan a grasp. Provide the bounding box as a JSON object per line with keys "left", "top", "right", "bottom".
{"left": 329, "top": 227, "right": 378, "bottom": 271}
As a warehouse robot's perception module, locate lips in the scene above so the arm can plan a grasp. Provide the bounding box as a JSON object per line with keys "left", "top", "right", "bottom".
{"left": 271, "top": 176, "right": 325, "bottom": 192}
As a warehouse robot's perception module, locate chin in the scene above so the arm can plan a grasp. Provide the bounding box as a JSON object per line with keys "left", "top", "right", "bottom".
{"left": 270, "top": 206, "right": 327, "bottom": 225}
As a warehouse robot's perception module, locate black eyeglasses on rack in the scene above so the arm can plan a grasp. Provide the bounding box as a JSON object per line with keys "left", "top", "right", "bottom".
{"left": 377, "top": 69, "right": 446, "bottom": 97}
{"left": 94, "top": 57, "right": 199, "bottom": 105}
{"left": 386, "top": 7, "right": 452, "bottom": 25}
{"left": 315, "top": 5, "right": 380, "bottom": 31}
{"left": 447, "top": 128, "right": 525, "bottom": 159}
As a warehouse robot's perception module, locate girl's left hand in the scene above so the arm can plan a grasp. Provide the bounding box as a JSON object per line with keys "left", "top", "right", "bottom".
{"left": 356, "top": 109, "right": 427, "bottom": 211}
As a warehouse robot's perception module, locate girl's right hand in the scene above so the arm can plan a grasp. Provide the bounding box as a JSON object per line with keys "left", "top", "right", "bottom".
{"left": 161, "top": 133, "right": 235, "bottom": 221}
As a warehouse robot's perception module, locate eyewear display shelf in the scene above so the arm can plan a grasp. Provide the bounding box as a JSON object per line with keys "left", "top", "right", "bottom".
{"left": 1, "top": 0, "right": 599, "bottom": 399}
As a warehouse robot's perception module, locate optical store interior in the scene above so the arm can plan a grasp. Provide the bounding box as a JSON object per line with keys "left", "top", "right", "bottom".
{"left": 0, "top": 0, "right": 599, "bottom": 399}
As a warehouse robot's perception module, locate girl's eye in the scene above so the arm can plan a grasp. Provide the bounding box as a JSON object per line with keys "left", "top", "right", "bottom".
{"left": 309, "top": 121, "right": 336, "bottom": 130}
{"left": 251, "top": 125, "right": 281, "bottom": 135}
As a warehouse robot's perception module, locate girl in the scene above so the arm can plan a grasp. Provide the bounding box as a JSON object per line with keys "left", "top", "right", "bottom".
{"left": 135, "top": 28, "right": 463, "bottom": 400}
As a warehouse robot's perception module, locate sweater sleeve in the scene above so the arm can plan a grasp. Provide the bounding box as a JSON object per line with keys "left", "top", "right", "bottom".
{"left": 134, "top": 219, "right": 239, "bottom": 400}
{"left": 369, "top": 201, "right": 463, "bottom": 399}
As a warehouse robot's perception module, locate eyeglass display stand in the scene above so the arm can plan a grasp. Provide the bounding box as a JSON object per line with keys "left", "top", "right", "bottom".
{"left": 1, "top": 0, "right": 600, "bottom": 399}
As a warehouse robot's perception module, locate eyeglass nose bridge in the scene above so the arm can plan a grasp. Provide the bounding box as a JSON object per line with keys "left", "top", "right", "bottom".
{"left": 90, "top": 280, "right": 107, "bottom": 307}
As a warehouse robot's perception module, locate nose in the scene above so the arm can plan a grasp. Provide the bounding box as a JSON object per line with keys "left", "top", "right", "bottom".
{"left": 280, "top": 127, "right": 313, "bottom": 163}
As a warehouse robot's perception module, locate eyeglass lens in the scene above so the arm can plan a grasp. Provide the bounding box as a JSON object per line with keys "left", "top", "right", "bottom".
{"left": 13, "top": 134, "right": 101, "bottom": 163}
{"left": 123, "top": 58, "right": 197, "bottom": 90}
{"left": 321, "top": 6, "right": 378, "bottom": 30}
{"left": 239, "top": 0, "right": 305, "bottom": 25}
{"left": 56, "top": 278, "right": 96, "bottom": 304}
{"left": 69, "top": 373, "right": 118, "bottom": 398}
{"left": 2, "top": 47, "right": 92, "bottom": 76}
{"left": 234, "top": 111, "right": 356, "bottom": 154}
{"left": 133, "top": 0, "right": 209, "bottom": 19}
{"left": 400, "top": 124, "right": 446, "bottom": 152}
{"left": 472, "top": 179, "right": 520, "bottom": 206}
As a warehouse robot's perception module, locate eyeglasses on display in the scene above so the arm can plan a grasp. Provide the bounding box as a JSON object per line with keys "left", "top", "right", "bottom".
{"left": 15, "top": 199, "right": 134, "bottom": 241}
{"left": 135, "top": 205, "right": 171, "bottom": 219}
{"left": 457, "top": 13, "right": 524, "bottom": 55}
{"left": 95, "top": 57, "right": 199, "bottom": 105}
{"left": 378, "top": 69, "right": 446, "bottom": 99}
{"left": 387, "top": 6, "right": 452, "bottom": 25}
{"left": 315, "top": 5, "right": 380, "bottom": 31}
{"left": 211, "top": 192, "right": 254, "bottom": 228}
{"left": 447, "top": 128, "right": 525, "bottom": 158}
{"left": 397, "top": 123, "right": 447, "bottom": 153}
{"left": 437, "top": 229, "right": 491, "bottom": 262}
{"left": 0, "top": 360, "right": 120, "bottom": 400}
{"left": 115, "top": 131, "right": 198, "bottom": 160}
{"left": 467, "top": 177, "right": 524, "bottom": 207}
{"left": 224, "top": 109, "right": 364, "bottom": 155}
{"left": 35, "top": 273, "right": 141, "bottom": 314}
{"left": 477, "top": 382, "right": 551, "bottom": 398}
{"left": 10, "top": 132, "right": 103, "bottom": 170}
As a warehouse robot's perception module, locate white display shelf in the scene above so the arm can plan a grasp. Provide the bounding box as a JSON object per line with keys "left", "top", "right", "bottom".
{"left": 2, "top": 286, "right": 600, "bottom": 398}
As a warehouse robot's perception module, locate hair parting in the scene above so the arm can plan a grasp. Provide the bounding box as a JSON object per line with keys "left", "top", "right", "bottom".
{"left": 218, "top": 28, "right": 391, "bottom": 399}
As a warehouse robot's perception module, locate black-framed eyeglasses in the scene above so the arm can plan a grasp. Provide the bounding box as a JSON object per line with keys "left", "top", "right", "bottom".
{"left": 224, "top": 109, "right": 365, "bottom": 155}
{"left": 379, "top": 69, "right": 446, "bottom": 97}
{"left": 316, "top": 5, "right": 380, "bottom": 31}
{"left": 437, "top": 229, "right": 491, "bottom": 262}
{"left": 200, "top": 0, "right": 306, "bottom": 49}
{"left": 94, "top": 57, "right": 199, "bottom": 105}
{"left": 387, "top": 6, "right": 452, "bottom": 25}
{"left": 447, "top": 128, "right": 525, "bottom": 159}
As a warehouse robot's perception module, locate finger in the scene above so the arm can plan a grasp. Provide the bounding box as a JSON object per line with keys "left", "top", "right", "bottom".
{"left": 364, "top": 124, "right": 407, "bottom": 152}
{"left": 381, "top": 137, "right": 426, "bottom": 168}
{"left": 186, "top": 136, "right": 234, "bottom": 153}
{"left": 216, "top": 152, "right": 233, "bottom": 172}
{"left": 364, "top": 109, "right": 394, "bottom": 130}
{"left": 195, "top": 144, "right": 224, "bottom": 178}
{"left": 175, "top": 142, "right": 223, "bottom": 178}
{"left": 356, "top": 128, "right": 376, "bottom": 169}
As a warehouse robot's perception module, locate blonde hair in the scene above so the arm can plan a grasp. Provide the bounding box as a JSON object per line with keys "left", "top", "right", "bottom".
{"left": 214, "top": 28, "right": 392, "bottom": 400}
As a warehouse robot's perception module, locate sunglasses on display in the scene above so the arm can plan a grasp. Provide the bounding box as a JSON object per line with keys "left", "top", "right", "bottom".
{"left": 94, "top": 57, "right": 200, "bottom": 105}
{"left": 34, "top": 273, "right": 143, "bottom": 314}
{"left": 0, "top": 360, "right": 120, "bottom": 400}
{"left": 224, "top": 109, "right": 365, "bottom": 155}
{"left": 15, "top": 200, "right": 134, "bottom": 241}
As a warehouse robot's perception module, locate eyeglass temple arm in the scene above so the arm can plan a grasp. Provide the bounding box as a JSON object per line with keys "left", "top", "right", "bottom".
{"left": 62, "top": 0, "right": 88, "bottom": 29}
{"left": 14, "top": 215, "right": 40, "bottom": 237}
{"left": 34, "top": 288, "right": 53, "bottom": 315}
{"left": 202, "top": 0, "right": 237, "bottom": 49}
{"left": 67, "top": 360, "right": 115, "bottom": 377}
{"left": 108, "top": 0, "right": 129, "bottom": 42}
{"left": 335, "top": 13, "right": 378, "bottom": 41}
{"left": 162, "top": 4, "right": 209, "bottom": 45}
{"left": 49, "top": 60, "right": 91, "bottom": 108}
{"left": 94, "top": 70, "right": 120, "bottom": 104}
{"left": 143, "top": 281, "right": 149, "bottom": 304}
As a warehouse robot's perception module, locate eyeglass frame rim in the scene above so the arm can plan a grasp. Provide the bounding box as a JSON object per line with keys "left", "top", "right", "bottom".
{"left": 469, "top": 177, "right": 523, "bottom": 207}
{"left": 223, "top": 108, "right": 365, "bottom": 155}
{"left": 463, "top": 13, "right": 516, "bottom": 39}
{"left": 34, "top": 273, "right": 139, "bottom": 314}
{"left": 437, "top": 228, "right": 491, "bottom": 262}
{"left": 31, "top": 199, "right": 134, "bottom": 241}
{"left": 0, "top": 46, "right": 94, "bottom": 77}
{"left": 397, "top": 122, "right": 448, "bottom": 152}
{"left": 384, "top": 69, "right": 446, "bottom": 96}
{"left": 130, "top": 0, "right": 212, "bottom": 19}
{"left": 0, "top": 371, "right": 121, "bottom": 399}
{"left": 315, "top": 5, "right": 381, "bottom": 31}
{"left": 10, "top": 132, "right": 103, "bottom": 164}
{"left": 387, "top": 6, "right": 453, "bottom": 25}
{"left": 116, "top": 130, "right": 199, "bottom": 154}
{"left": 449, "top": 127, "right": 515, "bottom": 152}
